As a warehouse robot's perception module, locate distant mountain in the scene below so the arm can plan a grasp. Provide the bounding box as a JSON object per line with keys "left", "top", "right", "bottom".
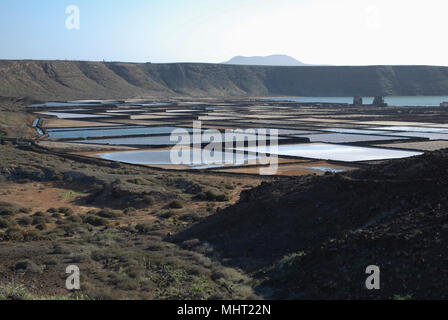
{"left": 223, "top": 54, "right": 307, "bottom": 66}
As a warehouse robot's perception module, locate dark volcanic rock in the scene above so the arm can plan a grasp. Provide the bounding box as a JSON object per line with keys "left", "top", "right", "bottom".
{"left": 177, "top": 149, "right": 448, "bottom": 299}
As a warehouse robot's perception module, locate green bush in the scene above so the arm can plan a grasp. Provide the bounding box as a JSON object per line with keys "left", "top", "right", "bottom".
{"left": 224, "top": 184, "right": 235, "bottom": 190}
{"left": 52, "top": 244, "right": 71, "bottom": 255}
{"left": 35, "top": 223, "right": 47, "bottom": 231}
{"left": 198, "top": 190, "right": 230, "bottom": 202}
{"left": 69, "top": 253, "right": 89, "bottom": 263}
{"left": 58, "top": 207, "right": 74, "bottom": 216}
{"left": 67, "top": 215, "right": 82, "bottom": 223}
{"left": 186, "top": 265, "right": 210, "bottom": 277}
{"left": 0, "top": 201, "right": 13, "bottom": 208}
{"left": 4, "top": 228, "right": 25, "bottom": 241}
{"left": 181, "top": 238, "right": 201, "bottom": 249}
{"left": 0, "top": 217, "right": 15, "bottom": 229}
{"left": 135, "top": 223, "right": 152, "bottom": 234}
{"left": 14, "top": 260, "right": 42, "bottom": 274}
{"left": 24, "top": 230, "right": 41, "bottom": 241}
{"left": 51, "top": 213, "right": 62, "bottom": 219}
{"left": 168, "top": 200, "right": 183, "bottom": 209}
{"left": 97, "top": 209, "right": 122, "bottom": 219}
{"left": 142, "top": 195, "right": 155, "bottom": 206}
{"left": 161, "top": 211, "right": 177, "bottom": 219}
{"left": 0, "top": 202, "right": 16, "bottom": 216}
{"left": 17, "top": 216, "right": 33, "bottom": 226}
{"left": 44, "top": 257, "right": 58, "bottom": 266}
{"left": 32, "top": 216, "right": 48, "bottom": 226}
{"left": 84, "top": 215, "right": 108, "bottom": 227}
{"left": 179, "top": 212, "right": 199, "bottom": 223}
{"left": 123, "top": 207, "right": 136, "bottom": 215}
{"left": 0, "top": 208, "right": 16, "bottom": 217}
{"left": 116, "top": 278, "right": 139, "bottom": 291}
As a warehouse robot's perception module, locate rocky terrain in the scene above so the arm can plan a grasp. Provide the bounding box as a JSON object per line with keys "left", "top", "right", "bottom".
{"left": 177, "top": 150, "right": 448, "bottom": 299}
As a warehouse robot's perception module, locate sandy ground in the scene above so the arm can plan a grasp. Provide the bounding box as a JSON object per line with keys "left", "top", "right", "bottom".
{"left": 356, "top": 121, "right": 437, "bottom": 126}
{"left": 374, "top": 140, "right": 448, "bottom": 151}
{"left": 295, "top": 118, "right": 357, "bottom": 123}
{"left": 198, "top": 116, "right": 241, "bottom": 121}
{"left": 130, "top": 115, "right": 179, "bottom": 120}
{"left": 213, "top": 161, "right": 356, "bottom": 176}
{"left": 105, "top": 109, "right": 145, "bottom": 113}
{"left": 42, "top": 119, "right": 124, "bottom": 128}
{"left": 36, "top": 140, "right": 137, "bottom": 152}
{"left": 0, "top": 182, "right": 96, "bottom": 213}
{"left": 425, "top": 123, "right": 448, "bottom": 128}
{"left": 324, "top": 114, "right": 387, "bottom": 118}
{"left": 97, "top": 113, "right": 128, "bottom": 116}
{"left": 101, "top": 119, "right": 180, "bottom": 126}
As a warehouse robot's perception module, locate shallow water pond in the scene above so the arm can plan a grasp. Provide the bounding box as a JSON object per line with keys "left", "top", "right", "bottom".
{"left": 49, "top": 126, "right": 192, "bottom": 139}
{"left": 243, "top": 143, "right": 423, "bottom": 162}
{"left": 98, "top": 149, "right": 262, "bottom": 169}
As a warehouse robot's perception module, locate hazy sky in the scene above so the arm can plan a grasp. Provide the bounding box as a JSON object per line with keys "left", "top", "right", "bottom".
{"left": 0, "top": 0, "right": 447, "bottom": 65}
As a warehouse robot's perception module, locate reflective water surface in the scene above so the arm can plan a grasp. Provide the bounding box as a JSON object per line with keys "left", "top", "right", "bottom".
{"left": 243, "top": 143, "right": 423, "bottom": 162}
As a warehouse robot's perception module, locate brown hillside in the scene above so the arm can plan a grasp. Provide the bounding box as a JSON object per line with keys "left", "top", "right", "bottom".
{"left": 2, "top": 60, "right": 448, "bottom": 100}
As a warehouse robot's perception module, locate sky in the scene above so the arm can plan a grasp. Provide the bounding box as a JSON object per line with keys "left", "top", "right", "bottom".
{"left": 0, "top": 0, "right": 447, "bottom": 66}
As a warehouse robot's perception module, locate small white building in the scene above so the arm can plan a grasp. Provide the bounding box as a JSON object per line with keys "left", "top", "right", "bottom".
{"left": 440, "top": 102, "right": 448, "bottom": 107}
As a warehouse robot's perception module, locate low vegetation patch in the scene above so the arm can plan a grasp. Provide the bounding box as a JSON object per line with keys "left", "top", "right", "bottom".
{"left": 168, "top": 200, "right": 183, "bottom": 209}
{"left": 197, "top": 190, "right": 230, "bottom": 202}
{"left": 0, "top": 143, "right": 263, "bottom": 300}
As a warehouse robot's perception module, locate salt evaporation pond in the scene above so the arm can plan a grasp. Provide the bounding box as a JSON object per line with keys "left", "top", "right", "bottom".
{"left": 53, "top": 108, "right": 92, "bottom": 112}
{"left": 242, "top": 143, "right": 423, "bottom": 162}
{"left": 48, "top": 126, "right": 192, "bottom": 139}
{"left": 73, "top": 132, "right": 286, "bottom": 146}
{"left": 38, "top": 112, "right": 111, "bottom": 119}
{"left": 258, "top": 128, "right": 319, "bottom": 135}
{"left": 74, "top": 135, "right": 183, "bottom": 146}
{"left": 305, "top": 166, "right": 347, "bottom": 173}
{"left": 380, "top": 131, "right": 448, "bottom": 140}
{"left": 98, "top": 150, "right": 261, "bottom": 169}
{"left": 372, "top": 126, "right": 448, "bottom": 133}
{"left": 296, "top": 133, "right": 408, "bottom": 143}
{"left": 30, "top": 102, "right": 105, "bottom": 108}
{"left": 139, "top": 103, "right": 172, "bottom": 107}
{"left": 321, "top": 128, "right": 393, "bottom": 135}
